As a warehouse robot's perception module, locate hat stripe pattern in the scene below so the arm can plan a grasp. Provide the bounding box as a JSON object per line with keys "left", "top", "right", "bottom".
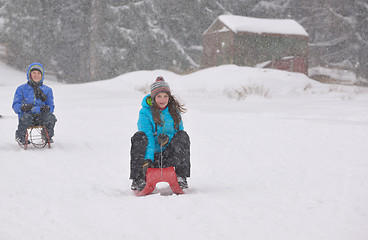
{"left": 150, "top": 77, "right": 171, "bottom": 99}
{"left": 28, "top": 64, "right": 44, "bottom": 75}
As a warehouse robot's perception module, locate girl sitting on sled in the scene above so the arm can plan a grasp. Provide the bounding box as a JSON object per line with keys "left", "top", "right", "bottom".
{"left": 130, "top": 76, "right": 191, "bottom": 191}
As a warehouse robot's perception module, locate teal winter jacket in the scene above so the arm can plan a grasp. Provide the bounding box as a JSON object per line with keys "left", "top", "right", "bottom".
{"left": 137, "top": 94, "right": 184, "bottom": 161}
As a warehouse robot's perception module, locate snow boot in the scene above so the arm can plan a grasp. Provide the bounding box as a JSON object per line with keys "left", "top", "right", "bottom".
{"left": 131, "top": 179, "right": 146, "bottom": 191}
{"left": 177, "top": 176, "right": 188, "bottom": 189}
{"left": 15, "top": 136, "right": 30, "bottom": 145}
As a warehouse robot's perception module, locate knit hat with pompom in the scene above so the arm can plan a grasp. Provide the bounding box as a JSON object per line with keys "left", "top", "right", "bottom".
{"left": 150, "top": 76, "right": 171, "bottom": 99}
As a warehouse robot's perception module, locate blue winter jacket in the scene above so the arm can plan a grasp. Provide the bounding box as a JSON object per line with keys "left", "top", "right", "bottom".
{"left": 12, "top": 63, "right": 55, "bottom": 119}
{"left": 138, "top": 94, "right": 184, "bottom": 162}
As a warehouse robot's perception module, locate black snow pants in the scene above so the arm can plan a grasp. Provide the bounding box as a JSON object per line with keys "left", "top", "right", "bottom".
{"left": 16, "top": 112, "right": 57, "bottom": 139}
{"left": 130, "top": 130, "right": 191, "bottom": 180}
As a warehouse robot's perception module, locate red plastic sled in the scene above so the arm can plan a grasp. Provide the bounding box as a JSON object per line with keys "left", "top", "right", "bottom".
{"left": 134, "top": 167, "right": 185, "bottom": 196}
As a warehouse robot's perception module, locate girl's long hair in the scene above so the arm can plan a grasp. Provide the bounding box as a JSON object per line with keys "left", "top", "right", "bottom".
{"left": 152, "top": 95, "right": 186, "bottom": 130}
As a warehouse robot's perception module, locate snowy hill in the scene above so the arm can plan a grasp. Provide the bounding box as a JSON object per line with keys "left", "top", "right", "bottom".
{"left": 1, "top": 61, "right": 368, "bottom": 240}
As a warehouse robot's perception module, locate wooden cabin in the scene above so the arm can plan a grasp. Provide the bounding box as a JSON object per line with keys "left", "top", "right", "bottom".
{"left": 201, "top": 15, "right": 309, "bottom": 75}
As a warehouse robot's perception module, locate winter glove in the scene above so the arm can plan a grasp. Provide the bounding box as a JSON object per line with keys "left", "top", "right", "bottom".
{"left": 21, "top": 104, "right": 33, "bottom": 112}
{"left": 142, "top": 159, "right": 152, "bottom": 178}
{"left": 157, "top": 134, "right": 169, "bottom": 147}
{"left": 41, "top": 105, "right": 50, "bottom": 113}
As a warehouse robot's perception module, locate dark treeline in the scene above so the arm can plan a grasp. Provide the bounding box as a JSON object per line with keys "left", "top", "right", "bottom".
{"left": 0, "top": 0, "right": 367, "bottom": 83}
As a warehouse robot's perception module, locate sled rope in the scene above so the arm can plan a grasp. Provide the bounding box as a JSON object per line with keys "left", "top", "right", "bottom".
{"left": 160, "top": 111, "right": 165, "bottom": 177}
{"left": 160, "top": 144, "right": 163, "bottom": 177}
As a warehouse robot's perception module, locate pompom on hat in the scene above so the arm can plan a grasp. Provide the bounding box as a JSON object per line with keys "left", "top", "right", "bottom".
{"left": 150, "top": 76, "right": 171, "bottom": 99}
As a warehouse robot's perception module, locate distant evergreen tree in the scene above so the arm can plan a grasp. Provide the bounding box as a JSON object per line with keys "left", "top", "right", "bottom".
{"left": 98, "top": 0, "right": 226, "bottom": 79}
{"left": 0, "top": 0, "right": 48, "bottom": 69}
{"left": 55, "top": 0, "right": 92, "bottom": 83}
{"left": 0, "top": 0, "right": 94, "bottom": 83}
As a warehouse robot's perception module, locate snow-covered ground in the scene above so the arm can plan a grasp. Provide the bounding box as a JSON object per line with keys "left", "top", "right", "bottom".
{"left": 1, "top": 62, "right": 368, "bottom": 240}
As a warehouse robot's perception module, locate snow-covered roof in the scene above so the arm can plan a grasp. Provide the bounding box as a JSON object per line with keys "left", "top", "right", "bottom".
{"left": 218, "top": 15, "right": 308, "bottom": 37}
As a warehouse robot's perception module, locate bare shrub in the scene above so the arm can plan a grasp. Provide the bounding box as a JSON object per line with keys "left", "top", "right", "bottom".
{"left": 136, "top": 84, "right": 150, "bottom": 94}
{"left": 226, "top": 84, "right": 270, "bottom": 100}
{"left": 304, "top": 83, "right": 312, "bottom": 91}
